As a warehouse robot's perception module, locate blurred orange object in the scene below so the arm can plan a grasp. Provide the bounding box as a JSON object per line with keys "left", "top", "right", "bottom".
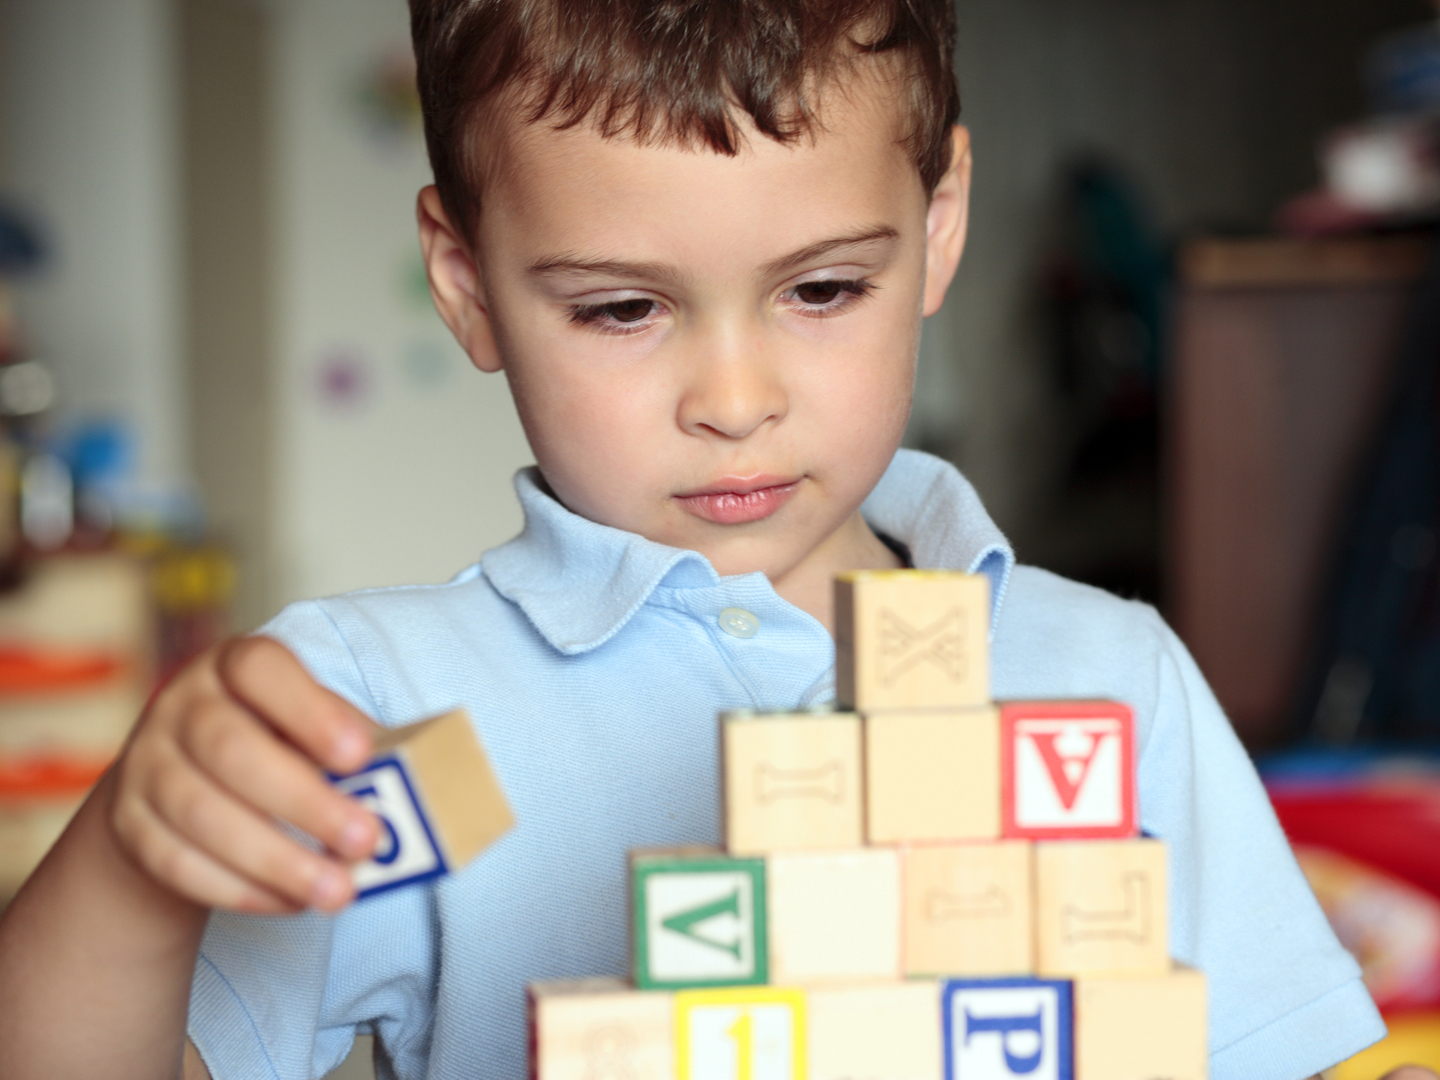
{"left": 0, "top": 644, "right": 125, "bottom": 694}
{"left": 0, "top": 754, "right": 108, "bottom": 800}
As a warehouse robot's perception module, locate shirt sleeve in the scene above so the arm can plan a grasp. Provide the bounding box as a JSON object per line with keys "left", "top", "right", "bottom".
{"left": 1140, "top": 615, "right": 1386, "bottom": 1080}
{"left": 186, "top": 600, "right": 439, "bottom": 1080}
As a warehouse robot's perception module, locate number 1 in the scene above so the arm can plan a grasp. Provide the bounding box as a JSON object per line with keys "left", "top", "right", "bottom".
{"left": 726, "top": 1010, "right": 753, "bottom": 1080}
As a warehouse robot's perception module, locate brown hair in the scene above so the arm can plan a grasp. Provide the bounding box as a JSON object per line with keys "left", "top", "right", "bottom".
{"left": 409, "top": 0, "right": 960, "bottom": 243}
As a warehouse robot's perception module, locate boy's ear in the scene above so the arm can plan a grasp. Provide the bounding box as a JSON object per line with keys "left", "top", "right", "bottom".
{"left": 416, "top": 186, "right": 503, "bottom": 373}
{"left": 922, "top": 125, "right": 972, "bottom": 318}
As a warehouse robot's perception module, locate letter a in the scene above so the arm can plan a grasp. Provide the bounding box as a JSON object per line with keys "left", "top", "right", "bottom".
{"left": 661, "top": 888, "right": 743, "bottom": 958}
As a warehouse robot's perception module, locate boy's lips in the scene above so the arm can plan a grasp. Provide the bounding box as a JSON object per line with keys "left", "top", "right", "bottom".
{"left": 673, "top": 476, "right": 802, "bottom": 525}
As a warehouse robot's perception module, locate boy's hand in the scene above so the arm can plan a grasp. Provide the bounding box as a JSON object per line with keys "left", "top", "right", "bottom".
{"left": 108, "top": 636, "right": 381, "bottom": 914}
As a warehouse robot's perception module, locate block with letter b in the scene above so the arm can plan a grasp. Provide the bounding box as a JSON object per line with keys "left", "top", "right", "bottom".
{"left": 675, "top": 986, "right": 806, "bottom": 1080}
{"left": 529, "top": 978, "right": 673, "bottom": 1080}
{"left": 631, "top": 848, "right": 768, "bottom": 990}
{"left": 331, "top": 708, "right": 513, "bottom": 898}
{"left": 1034, "top": 839, "right": 1168, "bottom": 977}
{"left": 835, "top": 570, "right": 990, "bottom": 712}
{"left": 1001, "top": 702, "right": 1136, "bottom": 840}
{"left": 942, "top": 977, "right": 1073, "bottom": 1080}
{"left": 1074, "top": 964, "right": 1206, "bottom": 1080}
{"left": 903, "top": 840, "right": 1033, "bottom": 977}
{"left": 722, "top": 709, "right": 863, "bottom": 855}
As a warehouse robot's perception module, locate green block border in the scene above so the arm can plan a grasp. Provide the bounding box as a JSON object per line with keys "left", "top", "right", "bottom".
{"left": 631, "top": 854, "right": 769, "bottom": 990}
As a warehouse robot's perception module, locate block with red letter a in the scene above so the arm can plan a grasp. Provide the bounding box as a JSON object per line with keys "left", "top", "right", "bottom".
{"left": 1000, "top": 702, "right": 1135, "bottom": 840}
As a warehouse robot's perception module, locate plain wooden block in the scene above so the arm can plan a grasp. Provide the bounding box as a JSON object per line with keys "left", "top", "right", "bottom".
{"left": 866, "top": 708, "right": 1001, "bottom": 843}
{"left": 530, "top": 978, "right": 673, "bottom": 1080}
{"left": 722, "top": 710, "right": 863, "bottom": 855}
{"left": 331, "top": 708, "right": 514, "bottom": 898}
{"left": 903, "top": 841, "right": 1033, "bottom": 977}
{"left": 809, "top": 981, "right": 942, "bottom": 1080}
{"left": 768, "top": 848, "right": 901, "bottom": 984}
{"left": 835, "top": 570, "right": 989, "bottom": 712}
{"left": 630, "top": 848, "right": 768, "bottom": 990}
{"left": 1035, "top": 839, "right": 1168, "bottom": 977}
{"left": 1074, "top": 964, "right": 1207, "bottom": 1080}
{"left": 942, "top": 977, "right": 1073, "bottom": 1080}
{"left": 1001, "top": 702, "right": 1136, "bottom": 840}
{"left": 675, "top": 986, "right": 806, "bottom": 1080}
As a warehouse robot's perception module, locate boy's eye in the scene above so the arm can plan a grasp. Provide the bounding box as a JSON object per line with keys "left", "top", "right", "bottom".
{"left": 795, "top": 281, "right": 847, "bottom": 305}
{"left": 567, "top": 298, "right": 660, "bottom": 331}
{"left": 785, "top": 277, "right": 874, "bottom": 314}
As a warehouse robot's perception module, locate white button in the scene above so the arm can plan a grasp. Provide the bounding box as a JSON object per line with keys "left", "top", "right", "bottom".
{"left": 719, "top": 607, "right": 760, "bottom": 639}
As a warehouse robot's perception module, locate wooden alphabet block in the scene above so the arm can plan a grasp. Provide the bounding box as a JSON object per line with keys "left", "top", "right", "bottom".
{"left": 331, "top": 709, "right": 513, "bottom": 898}
{"left": 866, "top": 708, "right": 1001, "bottom": 843}
{"left": 722, "top": 710, "right": 863, "bottom": 855}
{"left": 530, "top": 978, "right": 673, "bottom": 1080}
{"left": 1034, "top": 839, "right": 1168, "bottom": 977}
{"left": 675, "top": 986, "right": 806, "bottom": 1080}
{"left": 631, "top": 848, "right": 768, "bottom": 990}
{"left": 768, "top": 847, "right": 901, "bottom": 984}
{"left": 1000, "top": 703, "right": 1136, "bottom": 840}
{"left": 1074, "top": 964, "right": 1206, "bottom": 1080}
{"left": 903, "top": 841, "right": 1033, "bottom": 977}
{"left": 809, "top": 980, "right": 943, "bottom": 1080}
{"left": 835, "top": 571, "right": 990, "bottom": 712}
{"left": 942, "top": 977, "right": 1073, "bottom": 1080}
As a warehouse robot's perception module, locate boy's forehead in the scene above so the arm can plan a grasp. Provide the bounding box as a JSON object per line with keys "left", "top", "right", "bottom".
{"left": 476, "top": 72, "right": 927, "bottom": 262}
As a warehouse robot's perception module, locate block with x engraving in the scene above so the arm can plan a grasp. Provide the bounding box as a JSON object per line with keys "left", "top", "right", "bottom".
{"left": 631, "top": 848, "right": 769, "bottom": 990}
{"left": 866, "top": 707, "right": 1001, "bottom": 843}
{"left": 903, "top": 840, "right": 1034, "bottom": 977}
{"left": 835, "top": 570, "right": 990, "bottom": 712}
{"left": 722, "top": 709, "right": 863, "bottom": 855}
{"left": 1001, "top": 702, "right": 1136, "bottom": 840}
{"left": 1035, "top": 839, "right": 1169, "bottom": 977}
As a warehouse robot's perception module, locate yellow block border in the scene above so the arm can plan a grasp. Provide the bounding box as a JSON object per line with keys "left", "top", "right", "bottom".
{"left": 675, "top": 986, "right": 807, "bottom": 1080}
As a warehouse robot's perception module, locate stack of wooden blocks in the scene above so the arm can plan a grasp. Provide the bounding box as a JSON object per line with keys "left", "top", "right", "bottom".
{"left": 530, "top": 570, "right": 1207, "bottom": 1079}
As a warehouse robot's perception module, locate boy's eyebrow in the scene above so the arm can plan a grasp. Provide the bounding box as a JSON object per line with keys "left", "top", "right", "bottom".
{"left": 525, "top": 226, "right": 901, "bottom": 284}
{"left": 761, "top": 226, "right": 901, "bottom": 277}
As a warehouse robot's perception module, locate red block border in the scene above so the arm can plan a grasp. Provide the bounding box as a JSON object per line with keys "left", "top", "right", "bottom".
{"left": 1000, "top": 700, "right": 1137, "bottom": 840}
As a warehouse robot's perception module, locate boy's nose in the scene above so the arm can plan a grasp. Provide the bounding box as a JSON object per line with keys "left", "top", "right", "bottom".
{"left": 676, "top": 332, "right": 788, "bottom": 441}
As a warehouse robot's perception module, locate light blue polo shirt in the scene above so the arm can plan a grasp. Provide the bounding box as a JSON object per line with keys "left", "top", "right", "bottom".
{"left": 188, "top": 449, "right": 1383, "bottom": 1080}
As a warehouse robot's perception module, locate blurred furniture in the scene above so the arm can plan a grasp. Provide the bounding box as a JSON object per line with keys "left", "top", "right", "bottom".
{"left": 1167, "top": 234, "right": 1432, "bottom": 749}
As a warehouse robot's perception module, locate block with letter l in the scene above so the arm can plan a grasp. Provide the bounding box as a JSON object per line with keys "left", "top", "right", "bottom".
{"left": 1034, "top": 839, "right": 1168, "bottom": 977}
{"left": 903, "top": 840, "right": 1033, "bottom": 977}
{"left": 835, "top": 570, "right": 990, "bottom": 712}
{"left": 722, "top": 709, "right": 863, "bottom": 855}
{"left": 631, "top": 848, "right": 768, "bottom": 990}
{"left": 330, "top": 708, "right": 513, "bottom": 899}
{"left": 1000, "top": 702, "right": 1136, "bottom": 840}
{"left": 942, "top": 977, "right": 1073, "bottom": 1080}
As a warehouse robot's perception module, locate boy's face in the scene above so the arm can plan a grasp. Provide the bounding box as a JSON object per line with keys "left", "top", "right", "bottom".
{"left": 422, "top": 75, "right": 970, "bottom": 590}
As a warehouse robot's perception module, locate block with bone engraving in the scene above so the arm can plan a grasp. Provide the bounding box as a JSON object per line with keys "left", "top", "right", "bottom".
{"left": 722, "top": 709, "right": 863, "bottom": 855}
{"left": 630, "top": 847, "right": 768, "bottom": 990}
{"left": 835, "top": 570, "right": 989, "bottom": 712}
{"left": 768, "top": 847, "right": 902, "bottom": 984}
{"left": 529, "top": 978, "right": 673, "bottom": 1080}
{"left": 1001, "top": 701, "right": 1136, "bottom": 840}
{"left": 902, "top": 840, "right": 1033, "bottom": 977}
{"left": 1074, "top": 963, "right": 1206, "bottom": 1080}
{"left": 1035, "top": 839, "right": 1168, "bottom": 977}
{"left": 865, "top": 707, "right": 1001, "bottom": 843}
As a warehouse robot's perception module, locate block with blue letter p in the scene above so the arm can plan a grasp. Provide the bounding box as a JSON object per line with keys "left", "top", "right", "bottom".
{"left": 942, "top": 977, "right": 1073, "bottom": 1080}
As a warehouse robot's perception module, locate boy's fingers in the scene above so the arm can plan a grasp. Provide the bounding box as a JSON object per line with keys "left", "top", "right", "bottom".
{"left": 112, "top": 792, "right": 301, "bottom": 915}
{"left": 145, "top": 744, "right": 355, "bottom": 911}
{"left": 215, "top": 636, "right": 375, "bottom": 774}
{"left": 180, "top": 698, "right": 378, "bottom": 862}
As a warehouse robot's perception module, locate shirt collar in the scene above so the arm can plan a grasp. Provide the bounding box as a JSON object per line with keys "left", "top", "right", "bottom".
{"left": 480, "top": 448, "right": 1015, "bottom": 655}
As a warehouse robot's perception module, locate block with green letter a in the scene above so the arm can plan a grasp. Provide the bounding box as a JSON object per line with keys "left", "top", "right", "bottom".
{"left": 631, "top": 848, "right": 768, "bottom": 990}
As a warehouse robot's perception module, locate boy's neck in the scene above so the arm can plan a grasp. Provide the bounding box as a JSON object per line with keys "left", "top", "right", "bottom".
{"left": 768, "top": 510, "right": 904, "bottom": 636}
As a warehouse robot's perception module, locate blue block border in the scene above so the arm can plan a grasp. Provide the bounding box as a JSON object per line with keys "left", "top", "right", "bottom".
{"left": 941, "top": 976, "right": 1074, "bottom": 1080}
{"left": 332, "top": 754, "right": 449, "bottom": 899}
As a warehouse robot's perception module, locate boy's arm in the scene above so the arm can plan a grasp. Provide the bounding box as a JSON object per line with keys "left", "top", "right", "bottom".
{"left": 0, "top": 638, "right": 379, "bottom": 1080}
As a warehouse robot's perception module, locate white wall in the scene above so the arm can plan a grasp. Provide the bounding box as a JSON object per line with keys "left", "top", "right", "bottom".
{"left": 267, "top": 0, "right": 533, "bottom": 605}
{"left": 0, "top": 0, "right": 188, "bottom": 499}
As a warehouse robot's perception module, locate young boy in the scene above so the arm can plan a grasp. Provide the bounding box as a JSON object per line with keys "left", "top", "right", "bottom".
{"left": 0, "top": 1, "right": 1389, "bottom": 1078}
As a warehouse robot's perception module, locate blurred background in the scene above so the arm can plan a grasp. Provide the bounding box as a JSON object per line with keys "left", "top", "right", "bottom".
{"left": 4, "top": 0, "right": 1440, "bottom": 1075}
